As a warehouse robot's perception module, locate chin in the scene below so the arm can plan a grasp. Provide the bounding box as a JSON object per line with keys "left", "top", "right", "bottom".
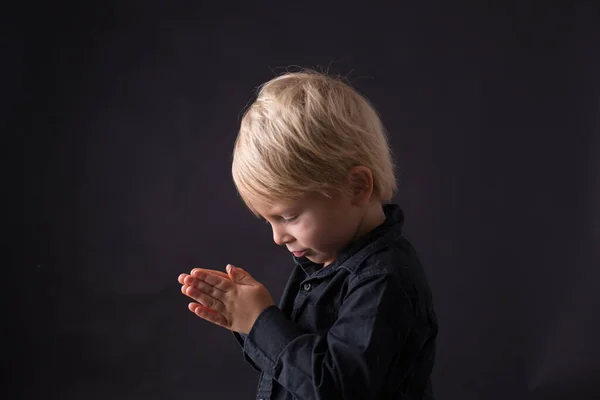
{"left": 305, "top": 254, "right": 320, "bottom": 262}
{"left": 307, "top": 253, "right": 334, "bottom": 266}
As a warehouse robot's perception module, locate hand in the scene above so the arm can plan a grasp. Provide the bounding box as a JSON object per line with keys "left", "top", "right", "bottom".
{"left": 178, "top": 265, "right": 276, "bottom": 334}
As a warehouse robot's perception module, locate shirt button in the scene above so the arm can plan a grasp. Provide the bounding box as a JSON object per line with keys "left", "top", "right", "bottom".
{"left": 303, "top": 282, "right": 312, "bottom": 291}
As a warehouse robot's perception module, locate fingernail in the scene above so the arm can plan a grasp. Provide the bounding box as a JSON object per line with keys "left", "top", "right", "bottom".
{"left": 226, "top": 264, "right": 232, "bottom": 273}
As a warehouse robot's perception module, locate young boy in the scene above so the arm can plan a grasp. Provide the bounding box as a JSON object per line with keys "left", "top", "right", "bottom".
{"left": 178, "top": 70, "right": 438, "bottom": 399}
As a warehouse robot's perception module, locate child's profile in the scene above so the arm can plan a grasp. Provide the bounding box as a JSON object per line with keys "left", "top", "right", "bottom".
{"left": 178, "top": 69, "right": 438, "bottom": 399}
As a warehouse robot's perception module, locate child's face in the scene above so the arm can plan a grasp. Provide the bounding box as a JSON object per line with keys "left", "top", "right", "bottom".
{"left": 253, "top": 191, "right": 364, "bottom": 267}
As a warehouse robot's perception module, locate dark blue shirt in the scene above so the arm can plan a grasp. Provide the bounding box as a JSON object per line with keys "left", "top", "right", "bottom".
{"left": 232, "top": 204, "right": 438, "bottom": 399}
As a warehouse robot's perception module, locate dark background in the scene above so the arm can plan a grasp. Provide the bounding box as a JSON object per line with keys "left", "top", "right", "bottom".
{"left": 11, "top": 1, "right": 599, "bottom": 399}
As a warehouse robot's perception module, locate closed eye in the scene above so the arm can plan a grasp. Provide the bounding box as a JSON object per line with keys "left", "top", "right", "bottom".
{"left": 261, "top": 214, "right": 299, "bottom": 225}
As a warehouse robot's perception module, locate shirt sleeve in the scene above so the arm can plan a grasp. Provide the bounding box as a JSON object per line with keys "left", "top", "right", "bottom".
{"left": 231, "top": 331, "right": 262, "bottom": 372}
{"left": 241, "top": 272, "right": 415, "bottom": 400}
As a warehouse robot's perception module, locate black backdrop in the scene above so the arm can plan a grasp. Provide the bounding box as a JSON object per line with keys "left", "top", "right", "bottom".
{"left": 12, "top": 1, "right": 600, "bottom": 399}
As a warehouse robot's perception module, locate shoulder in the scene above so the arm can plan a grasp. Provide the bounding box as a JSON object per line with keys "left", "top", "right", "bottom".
{"left": 343, "top": 239, "right": 434, "bottom": 318}
{"left": 346, "top": 236, "right": 421, "bottom": 282}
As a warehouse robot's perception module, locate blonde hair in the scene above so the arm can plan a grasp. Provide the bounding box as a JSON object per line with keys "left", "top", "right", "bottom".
{"left": 232, "top": 69, "right": 397, "bottom": 216}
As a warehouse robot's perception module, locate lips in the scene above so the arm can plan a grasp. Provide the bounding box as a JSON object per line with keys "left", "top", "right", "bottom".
{"left": 292, "top": 250, "right": 306, "bottom": 257}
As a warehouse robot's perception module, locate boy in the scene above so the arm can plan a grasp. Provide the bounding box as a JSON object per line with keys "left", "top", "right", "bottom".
{"left": 178, "top": 70, "right": 438, "bottom": 399}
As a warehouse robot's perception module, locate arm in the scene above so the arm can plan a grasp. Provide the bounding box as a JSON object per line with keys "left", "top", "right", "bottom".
{"left": 231, "top": 331, "right": 262, "bottom": 372}
{"left": 242, "top": 273, "right": 416, "bottom": 400}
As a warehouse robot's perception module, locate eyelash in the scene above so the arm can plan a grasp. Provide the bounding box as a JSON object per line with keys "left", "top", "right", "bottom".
{"left": 264, "top": 216, "right": 298, "bottom": 224}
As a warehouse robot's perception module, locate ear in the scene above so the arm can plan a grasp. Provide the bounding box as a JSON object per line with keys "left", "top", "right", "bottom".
{"left": 347, "top": 166, "right": 374, "bottom": 206}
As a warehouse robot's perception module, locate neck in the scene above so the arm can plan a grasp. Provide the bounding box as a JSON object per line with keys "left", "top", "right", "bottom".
{"left": 353, "top": 201, "right": 386, "bottom": 242}
{"left": 324, "top": 202, "right": 386, "bottom": 268}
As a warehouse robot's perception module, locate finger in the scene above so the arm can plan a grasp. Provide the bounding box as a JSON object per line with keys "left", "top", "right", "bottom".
{"left": 182, "top": 284, "right": 208, "bottom": 305}
{"left": 184, "top": 285, "right": 225, "bottom": 313}
{"left": 188, "top": 302, "right": 230, "bottom": 329}
{"left": 191, "top": 268, "right": 230, "bottom": 280}
{"left": 178, "top": 273, "right": 189, "bottom": 285}
{"left": 181, "top": 283, "right": 190, "bottom": 295}
{"left": 184, "top": 277, "right": 226, "bottom": 301}
{"left": 190, "top": 270, "right": 235, "bottom": 291}
{"left": 184, "top": 275, "right": 226, "bottom": 294}
{"left": 188, "top": 302, "right": 215, "bottom": 313}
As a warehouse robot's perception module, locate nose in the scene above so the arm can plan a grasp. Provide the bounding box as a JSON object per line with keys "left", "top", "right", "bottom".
{"left": 272, "top": 224, "right": 293, "bottom": 246}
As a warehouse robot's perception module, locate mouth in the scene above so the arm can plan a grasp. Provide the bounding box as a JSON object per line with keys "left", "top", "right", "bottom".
{"left": 292, "top": 250, "right": 307, "bottom": 257}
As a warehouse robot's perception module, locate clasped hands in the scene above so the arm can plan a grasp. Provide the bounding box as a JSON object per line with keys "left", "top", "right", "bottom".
{"left": 178, "top": 264, "right": 275, "bottom": 335}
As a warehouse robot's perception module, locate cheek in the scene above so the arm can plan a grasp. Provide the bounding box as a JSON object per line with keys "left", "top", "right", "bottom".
{"left": 294, "top": 222, "right": 323, "bottom": 247}
{"left": 325, "top": 212, "right": 359, "bottom": 247}
{"left": 301, "top": 224, "right": 346, "bottom": 252}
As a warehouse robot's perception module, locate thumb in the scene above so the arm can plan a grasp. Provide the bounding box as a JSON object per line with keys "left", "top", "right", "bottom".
{"left": 226, "top": 264, "right": 254, "bottom": 285}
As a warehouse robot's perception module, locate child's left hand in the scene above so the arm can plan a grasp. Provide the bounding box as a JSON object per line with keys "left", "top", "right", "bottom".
{"left": 177, "top": 264, "right": 276, "bottom": 335}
